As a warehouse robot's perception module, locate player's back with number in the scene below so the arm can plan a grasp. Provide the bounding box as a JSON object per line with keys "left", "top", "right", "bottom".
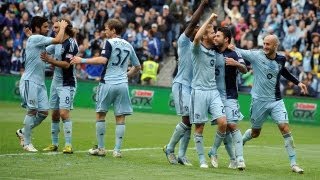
{"left": 101, "top": 38, "right": 139, "bottom": 84}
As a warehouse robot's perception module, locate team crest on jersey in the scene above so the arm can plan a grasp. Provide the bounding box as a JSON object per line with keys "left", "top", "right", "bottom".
{"left": 210, "top": 59, "right": 215, "bottom": 67}
{"left": 184, "top": 106, "right": 189, "bottom": 112}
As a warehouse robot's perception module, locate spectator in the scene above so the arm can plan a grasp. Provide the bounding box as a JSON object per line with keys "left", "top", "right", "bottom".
{"left": 284, "top": 81, "right": 300, "bottom": 96}
{"left": 303, "top": 51, "right": 312, "bottom": 73}
{"left": 147, "top": 29, "right": 161, "bottom": 62}
{"left": 140, "top": 58, "right": 160, "bottom": 85}
{"left": 289, "top": 45, "right": 303, "bottom": 63}
{"left": 224, "top": 0, "right": 242, "bottom": 24}
{"left": 10, "top": 48, "right": 23, "bottom": 75}
{"left": 75, "top": 64, "right": 88, "bottom": 80}
{"left": 86, "top": 49, "right": 104, "bottom": 81}
{"left": 312, "top": 46, "right": 319, "bottom": 74}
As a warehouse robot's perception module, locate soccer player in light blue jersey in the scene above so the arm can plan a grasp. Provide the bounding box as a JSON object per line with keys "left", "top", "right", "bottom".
{"left": 213, "top": 27, "right": 247, "bottom": 170}
{"left": 163, "top": 0, "right": 208, "bottom": 166}
{"left": 71, "top": 19, "right": 141, "bottom": 157}
{"left": 41, "top": 19, "right": 79, "bottom": 154}
{"left": 16, "top": 16, "right": 68, "bottom": 152}
{"left": 235, "top": 34, "right": 308, "bottom": 174}
{"left": 190, "top": 13, "right": 227, "bottom": 168}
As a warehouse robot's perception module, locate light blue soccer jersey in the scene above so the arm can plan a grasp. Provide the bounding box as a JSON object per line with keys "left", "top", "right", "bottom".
{"left": 236, "top": 48, "right": 288, "bottom": 100}
{"left": 21, "top": 35, "right": 53, "bottom": 85}
{"left": 100, "top": 38, "right": 140, "bottom": 84}
{"left": 191, "top": 44, "right": 217, "bottom": 90}
{"left": 46, "top": 38, "right": 79, "bottom": 87}
{"left": 173, "top": 33, "right": 193, "bottom": 86}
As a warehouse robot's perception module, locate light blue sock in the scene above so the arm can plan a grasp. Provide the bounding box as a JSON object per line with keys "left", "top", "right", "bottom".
{"left": 209, "top": 131, "right": 226, "bottom": 156}
{"left": 224, "top": 132, "right": 235, "bottom": 161}
{"left": 23, "top": 114, "right": 35, "bottom": 145}
{"left": 167, "top": 122, "right": 188, "bottom": 153}
{"left": 96, "top": 120, "right": 106, "bottom": 148}
{"left": 33, "top": 112, "right": 47, "bottom": 129}
{"left": 178, "top": 127, "right": 191, "bottom": 158}
{"left": 114, "top": 124, "right": 125, "bottom": 152}
{"left": 63, "top": 120, "right": 72, "bottom": 146}
{"left": 242, "top": 129, "right": 252, "bottom": 145}
{"left": 232, "top": 129, "right": 244, "bottom": 162}
{"left": 51, "top": 121, "right": 60, "bottom": 146}
{"left": 194, "top": 133, "right": 206, "bottom": 164}
{"left": 283, "top": 133, "right": 297, "bottom": 167}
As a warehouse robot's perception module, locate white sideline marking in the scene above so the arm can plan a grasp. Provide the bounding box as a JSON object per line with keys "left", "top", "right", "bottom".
{"left": 0, "top": 145, "right": 317, "bottom": 157}
{"left": 0, "top": 177, "right": 35, "bottom": 180}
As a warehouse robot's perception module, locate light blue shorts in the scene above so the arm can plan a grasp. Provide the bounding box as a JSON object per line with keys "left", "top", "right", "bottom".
{"left": 49, "top": 81, "right": 76, "bottom": 110}
{"left": 190, "top": 89, "right": 225, "bottom": 124}
{"left": 19, "top": 80, "right": 49, "bottom": 111}
{"left": 223, "top": 98, "right": 244, "bottom": 124}
{"left": 250, "top": 98, "right": 289, "bottom": 129}
{"left": 96, "top": 82, "right": 132, "bottom": 116}
{"left": 172, "top": 83, "right": 191, "bottom": 116}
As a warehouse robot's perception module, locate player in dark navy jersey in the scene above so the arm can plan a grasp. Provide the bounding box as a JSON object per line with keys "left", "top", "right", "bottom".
{"left": 41, "top": 19, "right": 79, "bottom": 154}
{"left": 213, "top": 27, "right": 247, "bottom": 170}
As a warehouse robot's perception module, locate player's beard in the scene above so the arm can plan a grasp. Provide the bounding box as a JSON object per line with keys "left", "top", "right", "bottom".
{"left": 214, "top": 41, "right": 223, "bottom": 49}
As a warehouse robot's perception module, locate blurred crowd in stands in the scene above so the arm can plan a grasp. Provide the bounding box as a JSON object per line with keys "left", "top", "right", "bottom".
{"left": 0, "top": 0, "right": 319, "bottom": 97}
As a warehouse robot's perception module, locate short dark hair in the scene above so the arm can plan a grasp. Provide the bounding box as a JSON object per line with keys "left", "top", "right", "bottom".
{"left": 30, "top": 16, "right": 48, "bottom": 32}
{"left": 217, "top": 26, "right": 232, "bottom": 44}
{"left": 106, "top": 19, "right": 124, "bottom": 35}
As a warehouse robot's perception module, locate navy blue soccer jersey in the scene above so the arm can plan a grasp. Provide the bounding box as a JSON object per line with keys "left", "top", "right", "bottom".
{"left": 215, "top": 49, "right": 245, "bottom": 99}
{"left": 46, "top": 38, "right": 79, "bottom": 87}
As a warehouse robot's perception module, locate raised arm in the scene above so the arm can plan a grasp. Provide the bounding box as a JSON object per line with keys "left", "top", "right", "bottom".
{"left": 194, "top": 13, "right": 217, "bottom": 45}
{"left": 234, "top": 47, "right": 254, "bottom": 63}
{"left": 51, "top": 20, "right": 68, "bottom": 44}
{"left": 185, "top": 0, "right": 208, "bottom": 37}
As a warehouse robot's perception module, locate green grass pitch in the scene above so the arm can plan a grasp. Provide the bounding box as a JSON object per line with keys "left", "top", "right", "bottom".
{"left": 0, "top": 101, "right": 319, "bottom": 180}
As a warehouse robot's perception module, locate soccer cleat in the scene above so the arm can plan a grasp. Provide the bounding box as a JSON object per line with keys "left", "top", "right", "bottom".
{"left": 23, "top": 144, "right": 38, "bottom": 152}
{"left": 113, "top": 150, "right": 122, "bottom": 158}
{"left": 88, "top": 145, "right": 106, "bottom": 156}
{"left": 200, "top": 162, "right": 209, "bottom": 168}
{"left": 208, "top": 152, "right": 218, "bottom": 168}
{"left": 237, "top": 160, "right": 246, "bottom": 171}
{"left": 228, "top": 160, "right": 238, "bottom": 169}
{"left": 178, "top": 156, "right": 193, "bottom": 166}
{"left": 163, "top": 145, "right": 178, "bottom": 164}
{"left": 291, "top": 165, "right": 304, "bottom": 174}
{"left": 63, "top": 145, "right": 73, "bottom": 154}
{"left": 16, "top": 129, "right": 24, "bottom": 146}
{"left": 43, "top": 144, "right": 58, "bottom": 152}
